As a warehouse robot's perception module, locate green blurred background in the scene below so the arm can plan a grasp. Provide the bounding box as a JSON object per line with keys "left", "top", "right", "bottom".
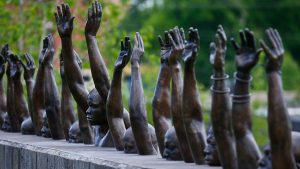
{"left": 1, "top": 0, "right": 300, "bottom": 148}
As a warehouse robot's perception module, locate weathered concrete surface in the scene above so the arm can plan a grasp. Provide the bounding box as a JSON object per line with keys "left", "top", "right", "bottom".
{"left": 0, "top": 130, "right": 219, "bottom": 169}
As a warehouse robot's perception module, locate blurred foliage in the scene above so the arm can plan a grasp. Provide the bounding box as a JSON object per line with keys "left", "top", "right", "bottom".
{"left": 121, "top": 0, "right": 300, "bottom": 90}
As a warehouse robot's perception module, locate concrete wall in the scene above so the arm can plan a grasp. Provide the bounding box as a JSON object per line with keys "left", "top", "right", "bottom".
{"left": 0, "top": 131, "right": 218, "bottom": 169}
{"left": 0, "top": 140, "right": 141, "bottom": 169}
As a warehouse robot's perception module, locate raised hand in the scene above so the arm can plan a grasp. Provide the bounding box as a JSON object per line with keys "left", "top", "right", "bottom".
{"left": 182, "top": 27, "right": 199, "bottom": 64}
{"left": 115, "top": 36, "right": 131, "bottom": 70}
{"left": 167, "top": 27, "right": 185, "bottom": 64}
{"left": 210, "top": 25, "right": 227, "bottom": 73}
{"left": 40, "top": 34, "right": 55, "bottom": 65}
{"left": 7, "top": 54, "right": 21, "bottom": 78}
{"left": 158, "top": 31, "right": 172, "bottom": 64}
{"left": 85, "top": 1, "right": 102, "bottom": 36}
{"left": 20, "top": 53, "right": 35, "bottom": 81}
{"left": 231, "top": 29, "right": 262, "bottom": 74}
{"left": 260, "top": 28, "right": 284, "bottom": 73}
{"left": 55, "top": 4, "right": 75, "bottom": 38}
{"left": 131, "top": 32, "right": 144, "bottom": 63}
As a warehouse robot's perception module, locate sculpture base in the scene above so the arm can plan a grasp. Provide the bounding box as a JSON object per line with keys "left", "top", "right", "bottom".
{"left": 0, "top": 130, "right": 219, "bottom": 169}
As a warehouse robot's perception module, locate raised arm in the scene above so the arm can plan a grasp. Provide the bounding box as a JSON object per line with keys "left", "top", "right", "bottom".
{"left": 55, "top": 4, "right": 89, "bottom": 111}
{"left": 21, "top": 54, "right": 35, "bottom": 120}
{"left": 209, "top": 25, "right": 237, "bottom": 169}
{"left": 152, "top": 32, "right": 172, "bottom": 157}
{"left": 260, "top": 28, "right": 297, "bottom": 169}
{"left": 85, "top": 1, "right": 110, "bottom": 99}
{"left": 182, "top": 27, "right": 206, "bottom": 164}
{"left": 42, "top": 34, "right": 65, "bottom": 140}
{"left": 231, "top": 29, "right": 262, "bottom": 168}
{"left": 107, "top": 37, "right": 131, "bottom": 151}
{"left": 32, "top": 39, "right": 48, "bottom": 136}
{"left": 129, "top": 33, "right": 156, "bottom": 155}
{"left": 60, "top": 52, "right": 76, "bottom": 141}
{"left": 168, "top": 27, "right": 194, "bottom": 163}
{"left": 0, "top": 46, "right": 7, "bottom": 126}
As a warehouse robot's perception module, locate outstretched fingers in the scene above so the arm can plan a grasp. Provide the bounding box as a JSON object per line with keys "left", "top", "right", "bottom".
{"left": 245, "top": 29, "right": 255, "bottom": 49}
{"left": 231, "top": 38, "right": 240, "bottom": 51}
{"left": 260, "top": 40, "right": 275, "bottom": 60}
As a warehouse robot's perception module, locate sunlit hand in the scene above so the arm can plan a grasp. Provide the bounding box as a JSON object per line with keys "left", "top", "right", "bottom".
{"left": 131, "top": 32, "right": 144, "bottom": 63}
{"left": 85, "top": 1, "right": 102, "bottom": 36}
{"left": 115, "top": 36, "right": 131, "bottom": 70}
{"left": 231, "top": 29, "right": 262, "bottom": 74}
{"left": 167, "top": 27, "right": 185, "bottom": 64}
{"left": 210, "top": 25, "right": 227, "bottom": 73}
{"left": 20, "top": 53, "right": 35, "bottom": 81}
{"left": 55, "top": 4, "right": 75, "bottom": 38}
{"left": 260, "top": 28, "right": 284, "bottom": 73}
{"left": 182, "top": 27, "right": 199, "bottom": 64}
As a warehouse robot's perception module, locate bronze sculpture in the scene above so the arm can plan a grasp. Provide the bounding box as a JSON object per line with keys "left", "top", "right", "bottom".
{"left": 204, "top": 127, "right": 220, "bottom": 166}
{"left": 106, "top": 36, "right": 131, "bottom": 151}
{"left": 210, "top": 25, "right": 238, "bottom": 169}
{"left": 20, "top": 53, "right": 36, "bottom": 135}
{"left": 231, "top": 28, "right": 262, "bottom": 168}
{"left": 152, "top": 31, "right": 173, "bottom": 158}
{"left": 259, "top": 27, "right": 297, "bottom": 169}
{"left": 129, "top": 32, "right": 158, "bottom": 155}
{"left": 162, "top": 127, "right": 182, "bottom": 161}
{"left": 0, "top": 45, "right": 7, "bottom": 128}
{"left": 182, "top": 27, "right": 206, "bottom": 164}
{"left": 166, "top": 27, "right": 194, "bottom": 162}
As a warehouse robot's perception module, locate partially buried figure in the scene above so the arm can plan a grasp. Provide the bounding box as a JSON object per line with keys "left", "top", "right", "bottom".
{"left": 163, "top": 127, "right": 182, "bottom": 161}
{"left": 68, "top": 121, "right": 83, "bottom": 143}
{"left": 204, "top": 127, "right": 220, "bottom": 166}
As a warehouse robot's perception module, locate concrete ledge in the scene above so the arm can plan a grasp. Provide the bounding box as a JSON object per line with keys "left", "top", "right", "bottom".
{"left": 0, "top": 130, "right": 219, "bottom": 169}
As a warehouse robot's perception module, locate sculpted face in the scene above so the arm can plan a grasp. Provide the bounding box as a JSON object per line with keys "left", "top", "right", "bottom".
{"left": 258, "top": 145, "right": 272, "bottom": 169}
{"left": 204, "top": 127, "right": 220, "bottom": 166}
{"left": 21, "top": 117, "right": 34, "bottom": 135}
{"left": 41, "top": 112, "right": 52, "bottom": 138}
{"left": 123, "top": 127, "right": 137, "bottom": 154}
{"left": 1, "top": 113, "right": 11, "bottom": 131}
{"left": 123, "top": 125, "right": 158, "bottom": 154}
{"left": 163, "top": 127, "right": 182, "bottom": 160}
{"left": 68, "top": 121, "right": 83, "bottom": 143}
{"left": 86, "top": 89, "right": 107, "bottom": 125}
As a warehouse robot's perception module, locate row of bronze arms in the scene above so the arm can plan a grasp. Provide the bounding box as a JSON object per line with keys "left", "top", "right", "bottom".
{"left": 0, "top": 1, "right": 298, "bottom": 169}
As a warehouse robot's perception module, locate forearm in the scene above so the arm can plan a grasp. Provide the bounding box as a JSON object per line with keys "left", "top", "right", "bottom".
{"left": 107, "top": 68, "right": 126, "bottom": 150}
{"left": 44, "top": 66, "right": 64, "bottom": 139}
{"left": 86, "top": 35, "right": 110, "bottom": 98}
{"left": 267, "top": 72, "right": 292, "bottom": 146}
{"left": 25, "top": 79, "right": 35, "bottom": 117}
{"left": 170, "top": 63, "right": 194, "bottom": 162}
{"left": 14, "top": 77, "right": 29, "bottom": 119}
{"left": 183, "top": 64, "right": 203, "bottom": 120}
{"left": 211, "top": 70, "right": 237, "bottom": 169}
{"left": 61, "top": 81, "right": 76, "bottom": 123}
{"left": 129, "top": 62, "right": 154, "bottom": 154}
{"left": 232, "top": 72, "right": 252, "bottom": 137}
{"left": 152, "top": 64, "right": 172, "bottom": 155}
{"left": 62, "top": 37, "right": 89, "bottom": 111}
{"left": 0, "top": 79, "right": 6, "bottom": 112}
{"left": 32, "top": 65, "right": 45, "bottom": 134}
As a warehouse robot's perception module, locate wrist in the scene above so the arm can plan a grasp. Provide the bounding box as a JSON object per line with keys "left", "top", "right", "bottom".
{"left": 85, "top": 33, "right": 96, "bottom": 39}
{"left": 213, "top": 69, "right": 225, "bottom": 77}
{"left": 236, "top": 71, "right": 251, "bottom": 80}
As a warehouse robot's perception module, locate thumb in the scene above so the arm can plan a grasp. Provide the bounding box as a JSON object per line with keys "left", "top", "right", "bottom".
{"left": 69, "top": 17, "right": 75, "bottom": 26}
